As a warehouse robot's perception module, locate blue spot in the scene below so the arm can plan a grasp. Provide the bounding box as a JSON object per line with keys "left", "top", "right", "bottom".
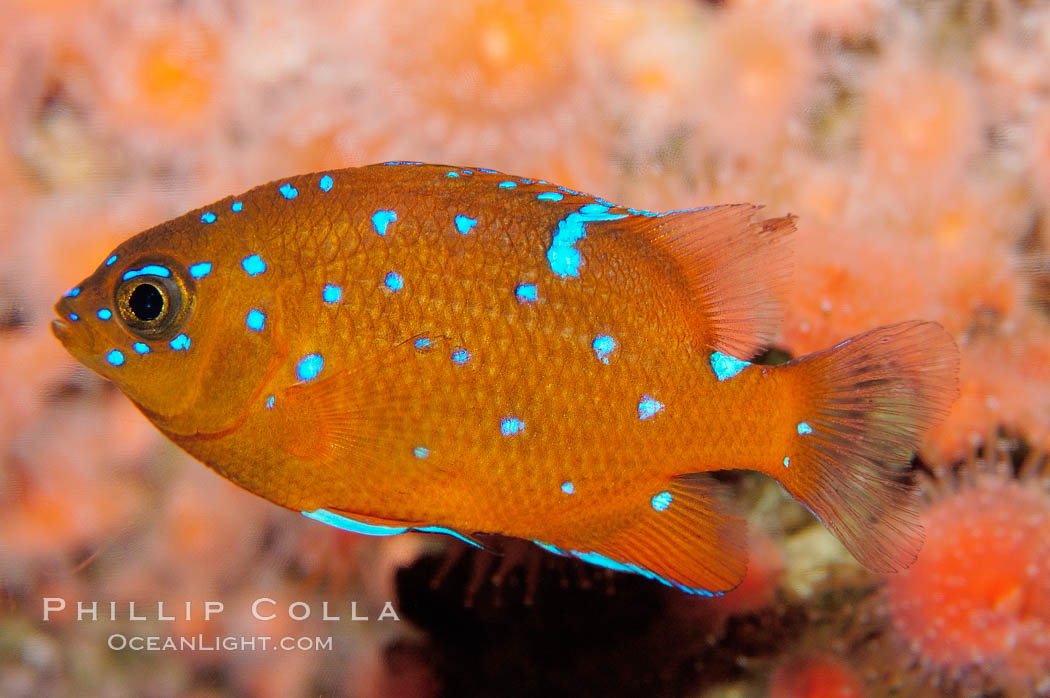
{"left": 297, "top": 353, "right": 324, "bottom": 381}
{"left": 372, "top": 210, "right": 397, "bottom": 236}
{"left": 638, "top": 395, "right": 664, "bottom": 420}
{"left": 122, "top": 265, "right": 171, "bottom": 281}
{"left": 384, "top": 271, "right": 403, "bottom": 291}
{"left": 189, "top": 262, "right": 212, "bottom": 279}
{"left": 548, "top": 205, "right": 627, "bottom": 277}
{"left": 323, "top": 284, "right": 342, "bottom": 303}
{"left": 265, "top": 395, "right": 275, "bottom": 410}
{"left": 592, "top": 334, "right": 616, "bottom": 363}
{"left": 231, "top": 201, "right": 243, "bottom": 212}
{"left": 515, "top": 283, "right": 538, "bottom": 303}
{"left": 106, "top": 349, "right": 125, "bottom": 366}
{"left": 133, "top": 342, "right": 150, "bottom": 354}
{"left": 651, "top": 491, "right": 672, "bottom": 512}
{"left": 518, "top": 178, "right": 535, "bottom": 184}
{"left": 105, "top": 254, "right": 118, "bottom": 266}
{"left": 382, "top": 161, "right": 423, "bottom": 166}
{"left": 303, "top": 509, "right": 408, "bottom": 536}
{"left": 452, "top": 348, "right": 471, "bottom": 365}
{"left": 241, "top": 255, "right": 266, "bottom": 276}
{"left": 64, "top": 287, "right": 80, "bottom": 298}
{"left": 201, "top": 211, "right": 217, "bottom": 224}
{"left": 461, "top": 169, "right": 473, "bottom": 175}
{"left": 414, "top": 337, "right": 431, "bottom": 351}
{"left": 537, "top": 192, "right": 563, "bottom": 202}
{"left": 500, "top": 417, "right": 525, "bottom": 436}
{"left": 783, "top": 456, "right": 790, "bottom": 468}
{"left": 170, "top": 333, "right": 191, "bottom": 351}
{"left": 557, "top": 185, "right": 583, "bottom": 195}
{"left": 561, "top": 481, "right": 575, "bottom": 495}
{"left": 478, "top": 168, "right": 498, "bottom": 174}
{"left": 97, "top": 308, "right": 112, "bottom": 321}
{"left": 246, "top": 309, "right": 266, "bottom": 331}
{"left": 710, "top": 352, "right": 751, "bottom": 381}
{"left": 279, "top": 183, "right": 298, "bottom": 199}
{"left": 499, "top": 181, "right": 517, "bottom": 189}
{"left": 319, "top": 174, "right": 333, "bottom": 192}
{"left": 414, "top": 446, "right": 429, "bottom": 459}
{"left": 797, "top": 421, "right": 813, "bottom": 435}
{"left": 446, "top": 171, "right": 460, "bottom": 178}
{"left": 454, "top": 214, "right": 477, "bottom": 234}
{"left": 69, "top": 313, "right": 79, "bottom": 321}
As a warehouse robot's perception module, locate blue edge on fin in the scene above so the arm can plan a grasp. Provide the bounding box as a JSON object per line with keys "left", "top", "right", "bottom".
{"left": 304, "top": 509, "right": 717, "bottom": 595}
{"left": 531, "top": 541, "right": 718, "bottom": 596}
{"left": 303, "top": 509, "right": 482, "bottom": 549}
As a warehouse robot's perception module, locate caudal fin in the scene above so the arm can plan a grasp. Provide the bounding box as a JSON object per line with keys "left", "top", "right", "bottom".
{"left": 777, "top": 321, "right": 959, "bottom": 572}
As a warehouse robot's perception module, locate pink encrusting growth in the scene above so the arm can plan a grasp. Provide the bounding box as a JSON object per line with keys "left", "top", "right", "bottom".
{"left": 881, "top": 445, "right": 1050, "bottom": 692}
{"left": 344, "top": 0, "right": 621, "bottom": 193}
{"left": 859, "top": 62, "right": 980, "bottom": 207}
{"left": 926, "top": 320, "right": 1050, "bottom": 462}
{"left": 693, "top": 3, "right": 815, "bottom": 159}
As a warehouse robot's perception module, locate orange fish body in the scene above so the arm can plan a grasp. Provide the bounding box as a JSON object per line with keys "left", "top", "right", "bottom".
{"left": 52, "top": 163, "right": 959, "bottom": 594}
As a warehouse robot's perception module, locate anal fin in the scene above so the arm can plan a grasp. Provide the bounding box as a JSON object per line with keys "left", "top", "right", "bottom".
{"left": 536, "top": 474, "right": 747, "bottom": 595}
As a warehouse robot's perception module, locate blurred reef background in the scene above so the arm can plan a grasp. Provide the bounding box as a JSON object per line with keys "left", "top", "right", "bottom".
{"left": 2, "top": 0, "right": 1050, "bottom": 696}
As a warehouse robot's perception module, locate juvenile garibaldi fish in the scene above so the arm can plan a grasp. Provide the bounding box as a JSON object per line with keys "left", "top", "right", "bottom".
{"left": 52, "top": 163, "right": 960, "bottom": 595}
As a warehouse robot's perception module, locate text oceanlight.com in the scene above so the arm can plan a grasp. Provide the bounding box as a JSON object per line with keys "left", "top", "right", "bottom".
{"left": 107, "top": 634, "right": 334, "bottom": 652}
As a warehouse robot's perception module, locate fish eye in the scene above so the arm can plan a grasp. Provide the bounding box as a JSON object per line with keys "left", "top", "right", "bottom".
{"left": 115, "top": 274, "right": 188, "bottom": 339}
{"left": 129, "top": 282, "right": 165, "bottom": 321}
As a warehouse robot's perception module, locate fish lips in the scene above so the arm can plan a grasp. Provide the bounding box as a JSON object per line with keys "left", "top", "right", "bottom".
{"left": 52, "top": 297, "right": 101, "bottom": 358}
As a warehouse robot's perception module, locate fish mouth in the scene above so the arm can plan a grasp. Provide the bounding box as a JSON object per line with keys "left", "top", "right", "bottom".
{"left": 51, "top": 317, "right": 72, "bottom": 344}
{"left": 52, "top": 297, "right": 97, "bottom": 356}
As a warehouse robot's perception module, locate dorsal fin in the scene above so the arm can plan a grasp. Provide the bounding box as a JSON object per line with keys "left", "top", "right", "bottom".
{"left": 616, "top": 205, "right": 795, "bottom": 359}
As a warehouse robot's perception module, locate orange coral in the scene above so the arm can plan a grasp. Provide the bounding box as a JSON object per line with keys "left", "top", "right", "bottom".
{"left": 859, "top": 61, "right": 980, "bottom": 208}
{"left": 770, "top": 650, "right": 866, "bottom": 698}
{"left": 344, "top": 0, "right": 618, "bottom": 192}
{"left": 928, "top": 319, "right": 1050, "bottom": 463}
{"left": 0, "top": 389, "right": 151, "bottom": 560}
{"left": 1028, "top": 102, "right": 1050, "bottom": 203}
{"left": 693, "top": 3, "right": 816, "bottom": 159}
{"left": 872, "top": 444, "right": 1050, "bottom": 694}
{"left": 83, "top": 7, "right": 230, "bottom": 152}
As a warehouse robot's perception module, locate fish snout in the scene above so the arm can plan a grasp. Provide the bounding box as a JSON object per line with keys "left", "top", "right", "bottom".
{"left": 52, "top": 296, "right": 97, "bottom": 353}
{"left": 50, "top": 317, "right": 72, "bottom": 344}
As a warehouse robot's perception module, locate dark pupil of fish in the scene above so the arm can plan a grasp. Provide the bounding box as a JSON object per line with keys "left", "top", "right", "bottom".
{"left": 129, "top": 283, "right": 164, "bottom": 321}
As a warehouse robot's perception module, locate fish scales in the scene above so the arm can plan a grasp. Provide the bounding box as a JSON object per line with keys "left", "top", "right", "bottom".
{"left": 52, "top": 163, "right": 960, "bottom": 594}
